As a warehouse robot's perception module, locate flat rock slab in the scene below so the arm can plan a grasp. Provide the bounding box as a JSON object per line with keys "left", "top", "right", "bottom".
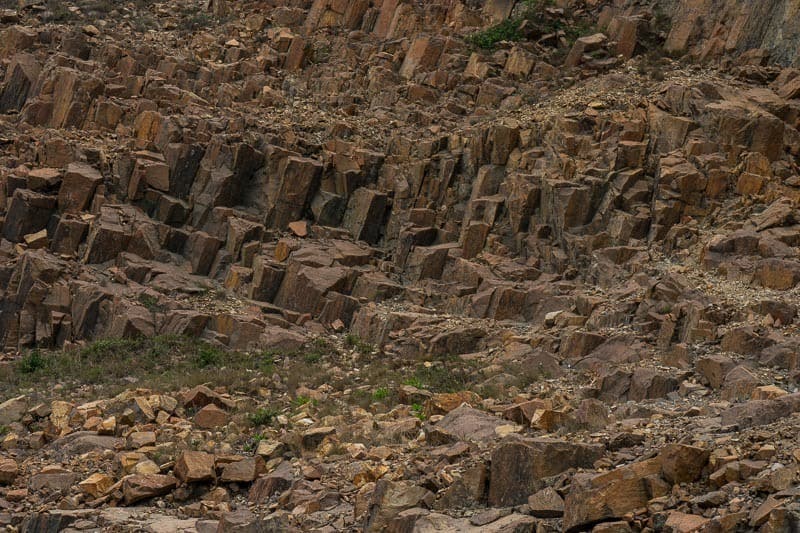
{"left": 424, "top": 404, "right": 504, "bottom": 445}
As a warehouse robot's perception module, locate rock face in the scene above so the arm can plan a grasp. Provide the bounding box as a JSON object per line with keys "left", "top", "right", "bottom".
{"left": 0, "top": 0, "right": 799, "bottom": 531}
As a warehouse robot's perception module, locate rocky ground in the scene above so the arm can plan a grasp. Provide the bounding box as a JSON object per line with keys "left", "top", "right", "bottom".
{"left": 1, "top": 0, "right": 800, "bottom": 531}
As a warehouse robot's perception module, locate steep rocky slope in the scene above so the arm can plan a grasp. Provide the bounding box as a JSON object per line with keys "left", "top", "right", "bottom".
{"left": 0, "top": 0, "right": 800, "bottom": 531}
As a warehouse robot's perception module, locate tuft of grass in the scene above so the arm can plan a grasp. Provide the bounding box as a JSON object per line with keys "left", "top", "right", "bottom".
{"left": 243, "top": 433, "right": 267, "bottom": 452}
{"left": 248, "top": 407, "right": 279, "bottom": 428}
{"left": 294, "top": 396, "right": 312, "bottom": 407}
{"left": 402, "top": 377, "right": 424, "bottom": 389}
{"left": 301, "top": 338, "right": 332, "bottom": 364}
{"left": 345, "top": 333, "right": 375, "bottom": 355}
{"left": 259, "top": 351, "right": 276, "bottom": 375}
{"left": 43, "top": 0, "right": 77, "bottom": 22}
{"left": 411, "top": 403, "right": 426, "bottom": 421}
{"left": 372, "top": 387, "right": 390, "bottom": 402}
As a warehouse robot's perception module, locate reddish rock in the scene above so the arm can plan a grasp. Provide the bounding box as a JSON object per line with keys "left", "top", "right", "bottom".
{"left": 174, "top": 451, "right": 215, "bottom": 484}
{"left": 489, "top": 436, "right": 605, "bottom": 506}
{"left": 194, "top": 404, "right": 229, "bottom": 429}
{"left": 122, "top": 474, "right": 178, "bottom": 505}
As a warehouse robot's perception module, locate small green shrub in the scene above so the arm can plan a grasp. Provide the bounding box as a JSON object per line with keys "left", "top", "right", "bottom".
{"left": 248, "top": 407, "right": 279, "bottom": 427}
{"left": 411, "top": 403, "right": 426, "bottom": 421}
{"left": 466, "top": 18, "right": 521, "bottom": 49}
{"left": 18, "top": 350, "right": 47, "bottom": 374}
{"left": 195, "top": 345, "right": 223, "bottom": 368}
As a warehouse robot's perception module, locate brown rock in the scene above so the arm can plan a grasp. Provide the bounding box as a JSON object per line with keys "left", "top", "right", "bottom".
{"left": 0, "top": 458, "right": 18, "bottom": 484}
{"left": 0, "top": 52, "right": 40, "bottom": 113}
{"left": 220, "top": 456, "right": 266, "bottom": 483}
{"left": 695, "top": 354, "right": 736, "bottom": 389}
{"left": 658, "top": 444, "right": 710, "bottom": 484}
{"left": 424, "top": 404, "right": 504, "bottom": 445}
{"left": 58, "top": 163, "right": 103, "bottom": 213}
{"left": 424, "top": 391, "right": 481, "bottom": 416}
{"left": 664, "top": 512, "right": 710, "bottom": 533}
{"left": 489, "top": 436, "right": 605, "bottom": 506}
{"left": 720, "top": 392, "right": 800, "bottom": 428}
{"left": 248, "top": 461, "right": 294, "bottom": 503}
{"left": 182, "top": 385, "right": 235, "bottom": 410}
{"left": 342, "top": 188, "right": 387, "bottom": 245}
{"left": 301, "top": 426, "right": 336, "bottom": 450}
{"left": 563, "top": 458, "right": 666, "bottom": 532}
{"left": 564, "top": 33, "right": 608, "bottom": 68}
{"left": 527, "top": 486, "right": 564, "bottom": 518}
{"left": 174, "top": 451, "right": 215, "bottom": 484}
{"left": 194, "top": 404, "right": 229, "bottom": 429}
{"left": 363, "top": 479, "right": 432, "bottom": 532}
{"left": 77, "top": 473, "right": 114, "bottom": 498}
{"left": 122, "top": 474, "right": 178, "bottom": 505}
{"left": 2, "top": 189, "right": 56, "bottom": 243}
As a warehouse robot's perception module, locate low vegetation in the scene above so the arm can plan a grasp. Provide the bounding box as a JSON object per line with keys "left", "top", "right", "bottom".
{"left": 466, "top": 0, "right": 595, "bottom": 50}
{"left": 2, "top": 336, "right": 261, "bottom": 398}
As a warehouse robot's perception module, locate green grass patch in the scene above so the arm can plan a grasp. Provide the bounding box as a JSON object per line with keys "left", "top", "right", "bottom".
{"left": 372, "top": 387, "right": 390, "bottom": 401}
{"left": 345, "top": 333, "right": 375, "bottom": 355}
{"left": 465, "top": 0, "right": 594, "bottom": 50}
{"left": 467, "top": 18, "right": 522, "bottom": 49}
{"left": 1, "top": 336, "right": 267, "bottom": 399}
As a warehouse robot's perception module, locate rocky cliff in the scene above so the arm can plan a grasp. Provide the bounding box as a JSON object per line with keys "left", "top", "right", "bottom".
{"left": 0, "top": 0, "right": 799, "bottom": 531}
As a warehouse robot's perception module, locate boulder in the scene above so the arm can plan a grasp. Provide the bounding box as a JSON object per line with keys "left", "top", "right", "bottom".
{"left": 122, "top": 474, "right": 178, "bottom": 505}
{"left": 58, "top": 163, "right": 103, "bottom": 213}
{"left": 489, "top": 436, "right": 605, "bottom": 506}
{"left": 424, "top": 405, "right": 505, "bottom": 445}
{"left": 2, "top": 189, "right": 56, "bottom": 242}
{"left": 0, "top": 52, "right": 40, "bottom": 112}
{"left": 563, "top": 459, "right": 666, "bottom": 532}
{"left": 363, "top": 480, "right": 432, "bottom": 532}
{"left": 248, "top": 461, "right": 294, "bottom": 503}
{"left": 174, "top": 451, "right": 215, "bottom": 484}
{"left": 342, "top": 188, "right": 387, "bottom": 244}
{"left": 657, "top": 444, "right": 710, "bottom": 484}
{"left": 220, "top": 456, "right": 266, "bottom": 483}
{"left": 0, "top": 458, "right": 18, "bottom": 484}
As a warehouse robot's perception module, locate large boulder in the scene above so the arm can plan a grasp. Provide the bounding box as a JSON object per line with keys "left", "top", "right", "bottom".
{"left": 489, "top": 436, "right": 605, "bottom": 506}
{"left": 563, "top": 458, "right": 668, "bottom": 532}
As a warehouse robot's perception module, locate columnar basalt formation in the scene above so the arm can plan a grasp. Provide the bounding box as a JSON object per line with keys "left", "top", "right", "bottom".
{"left": 0, "top": 0, "right": 799, "bottom": 530}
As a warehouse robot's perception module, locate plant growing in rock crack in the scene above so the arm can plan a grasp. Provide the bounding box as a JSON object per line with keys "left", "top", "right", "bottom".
{"left": 243, "top": 433, "right": 267, "bottom": 452}
{"left": 248, "top": 407, "right": 279, "bottom": 428}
